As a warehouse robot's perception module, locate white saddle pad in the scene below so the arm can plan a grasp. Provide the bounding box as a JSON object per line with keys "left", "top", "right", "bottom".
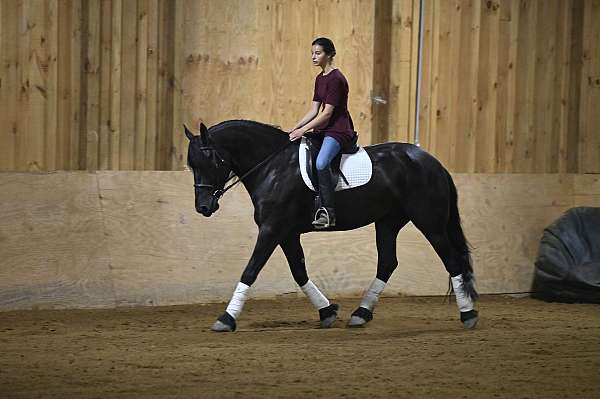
{"left": 299, "top": 137, "right": 372, "bottom": 192}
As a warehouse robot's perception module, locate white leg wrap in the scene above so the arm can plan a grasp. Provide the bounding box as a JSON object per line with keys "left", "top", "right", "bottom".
{"left": 359, "top": 278, "right": 387, "bottom": 311}
{"left": 225, "top": 282, "right": 250, "bottom": 319}
{"left": 451, "top": 275, "right": 474, "bottom": 312}
{"left": 300, "top": 280, "right": 330, "bottom": 310}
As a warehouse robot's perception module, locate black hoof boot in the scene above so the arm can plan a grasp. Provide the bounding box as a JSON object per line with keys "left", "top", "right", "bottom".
{"left": 348, "top": 306, "right": 373, "bottom": 327}
{"left": 460, "top": 309, "right": 479, "bottom": 329}
{"left": 211, "top": 312, "right": 237, "bottom": 332}
{"left": 319, "top": 303, "right": 339, "bottom": 328}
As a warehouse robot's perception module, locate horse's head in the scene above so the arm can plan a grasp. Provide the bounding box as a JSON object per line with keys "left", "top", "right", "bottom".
{"left": 185, "top": 123, "right": 232, "bottom": 217}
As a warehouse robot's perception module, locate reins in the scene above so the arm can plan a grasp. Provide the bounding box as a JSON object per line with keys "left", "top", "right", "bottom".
{"left": 194, "top": 138, "right": 295, "bottom": 200}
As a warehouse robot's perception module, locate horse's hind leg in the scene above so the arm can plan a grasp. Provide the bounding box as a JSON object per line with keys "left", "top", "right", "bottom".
{"left": 348, "top": 216, "right": 408, "bottom": 327}
{"left": 280, "top": 234, "right": 339, "bottom": 328}
{"left": 413, "top": 225, "right": 478, "bottom": 329}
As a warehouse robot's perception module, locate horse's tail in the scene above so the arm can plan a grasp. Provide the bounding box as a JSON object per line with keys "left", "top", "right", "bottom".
{"left": 445, "top": 170, "right": 479, "bottom": 301}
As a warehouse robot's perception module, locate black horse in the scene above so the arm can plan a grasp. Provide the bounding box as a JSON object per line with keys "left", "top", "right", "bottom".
{"left": 185, "top": 120, "right": 479, "bottom": 332}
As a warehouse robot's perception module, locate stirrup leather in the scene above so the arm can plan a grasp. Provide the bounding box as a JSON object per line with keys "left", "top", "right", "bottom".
{"left": 313, "top": 207, "right": 334, "bottom": 228}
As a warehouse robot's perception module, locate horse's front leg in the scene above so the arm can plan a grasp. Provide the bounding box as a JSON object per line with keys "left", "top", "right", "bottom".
{"left": 280, "top": 233, "right": 339, "bottom": 328}
{"left": 211, "top": 225, "right": 281, "bottom": 332}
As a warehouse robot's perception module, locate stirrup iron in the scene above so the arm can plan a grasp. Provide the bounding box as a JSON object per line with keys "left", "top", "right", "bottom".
{"left": 313, "top": 206, "right": 335, "bottom": 229}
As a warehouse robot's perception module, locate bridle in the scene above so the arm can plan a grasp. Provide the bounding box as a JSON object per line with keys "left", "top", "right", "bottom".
{"left": 193, "top": 139, "right": 295, "bottom": 200}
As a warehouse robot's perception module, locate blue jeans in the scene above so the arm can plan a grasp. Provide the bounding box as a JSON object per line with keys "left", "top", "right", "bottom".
{"left": 316, "top": 136, "right": 341, "bottom": 171}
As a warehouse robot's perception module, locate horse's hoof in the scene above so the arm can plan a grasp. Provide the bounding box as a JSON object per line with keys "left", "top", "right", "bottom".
{"left": 319, "top": 303, "right": 339, "bottom": 328}
{"left": 460, "top": 309, "right": 479, "bottom": 329}
{"left": 211, "top": 312, "right": 236, "bottom": 332}
{"left": 348, "top": 307, "right": 373, "bottom": 328}
{"left": 348, "top": 316, "right": 367, "bottom": 327}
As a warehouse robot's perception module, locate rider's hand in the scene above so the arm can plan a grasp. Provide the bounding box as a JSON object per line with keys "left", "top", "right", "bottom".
{"left": 289, "top": 128, "right": 306, "bottom": 141}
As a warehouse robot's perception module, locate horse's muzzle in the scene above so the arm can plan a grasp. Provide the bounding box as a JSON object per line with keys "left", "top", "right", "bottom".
{"left": 196, "top": 202, "right": 219, "bottom": 217}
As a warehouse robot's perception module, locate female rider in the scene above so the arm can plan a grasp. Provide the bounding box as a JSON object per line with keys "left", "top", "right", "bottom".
{"left": 288, "top": 37, "right": 356, "bottom": 229}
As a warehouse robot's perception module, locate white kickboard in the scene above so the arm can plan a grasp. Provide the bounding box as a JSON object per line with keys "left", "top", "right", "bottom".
{"left": 299, "top": 137, "right": 372, "bottom": 192}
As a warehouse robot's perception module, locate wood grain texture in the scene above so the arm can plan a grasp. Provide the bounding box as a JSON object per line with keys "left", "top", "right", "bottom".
{"left": 417, "top": 0, "right": 596, "bottom": 173}
{"left": 0, "top": 172, "right": 115, "bottom": 309}
{"left": 85, "top": 0, "right": 101, "bottom": 172}
{"left": 98, "top": 0, "right": 112, "bottom": 170}
{"left": 580, "top": 0, "right": 600, "bottom": 173}
{"left": 0, "top": 0, "right": 598, "bottom": 173}
{"left": 0, "top": 0, "right": 18, "bottom": 170}
{"left": 2, "top": 171, "right": 599, "bottom": 310}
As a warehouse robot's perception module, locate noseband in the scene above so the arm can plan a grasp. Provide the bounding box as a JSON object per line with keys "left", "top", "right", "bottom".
{"left": 193, "top": 146, "right": 235, "bottom": 200}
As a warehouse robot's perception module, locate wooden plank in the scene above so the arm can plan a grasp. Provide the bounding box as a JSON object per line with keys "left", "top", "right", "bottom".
{"left": 144, "top": 0, "right": 159, "bottom": 170}
{"left": 475, "top": 0, "right": 498, "bottom": 173}
{"left": 98, "top": 0, "right": 112, "bottom": 170}
{"left": 417, "top": 0, "right": 435, "bottom": 151}
{"left": 0, "top": 172, "right": 115, "bottom": 310}
{"left": 0, "top": 0, "right": 18, "bottom": 171}
{"left": 445, "top": 0, "right": 463, "bottom": 171}
{"left": 169, "top": 0, "right": 184, "bottom": 170}
{"left": 546, "top": 1, "right": 562, "bottom": 173}
{"left": 156, "top": 0, "right": 171, "bottom": 170}
{"left": 135, "top": 0, "right": 148, "bottom": 170}
{"left": 512, "top": 0, "right": 534, "bottom": 172}
{"left": 407, "top": 0, "right": 420, "bottom": 144}
{"left": 70, "top": 0, "right": 82, "bottom": 170}
{"left": 388, "top": 0, "right": 415, "bottom": 144}
{"left": 503, "top": 0, "right": 519, "bottom": 172}
{"left": 555, "top": 0, "right": 573, "bottom": 173}
{"left": 2, "top": 171, "right": 595, "bottom": 311}
{"left": 370, "top": 0, "right": 392, "bottom": 145}
{"left": 16, "top": 0, "right": 30, "bottom": 171}
{"left": 26, "top": 0, "right": 47, "bottom": 171}
{"left": 462, "top": 0, "right": 481, "bottom": 173}
{"left": 430, "top": 0, "right": 453, "bottom": 167}
{"left": 349, "top": 0, "right": 376, "bottom": 146}
{"left": 119, "top": 0, "right": 137, "bottom": 170}
{"left": 384, "top": 0, "right": 404, "bottom": 142}
{"left": 580, "top": 0, "right": 600, "bottom": 173}
{"left": 15, "top": 0, "right": 44, "bottom": 171}
{"left": 86, "top": 0, "right": 101, "bottom": 172}
{"left": 56, "top": 0, "right": 72, "bottom": 170}
{"left": 110, "top": 0, "right": 122, "bottom": 170}
{"left": 494, "top": 0, "right": 511, "bottom": 173}
{"left": 567, "top": 0, "right": 584, "bottom": 173}
{"left": 0, "top": 0, "right": 5, "bottom": 170}
{"left": 519, "top": 0, "right": 537, "bottom": 173}
{"left": 532, "top": 2, "right": 557, "bottom": 173}
{"left": 45, "top": 0, "right": 58, "bottom": 171}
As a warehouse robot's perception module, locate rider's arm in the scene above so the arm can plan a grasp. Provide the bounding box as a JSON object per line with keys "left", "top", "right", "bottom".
{"left": 298, "top": 103, "right": 334, "bottom": 132}
{"left": 290, "top": 101, "right": 321, "bottom": 131}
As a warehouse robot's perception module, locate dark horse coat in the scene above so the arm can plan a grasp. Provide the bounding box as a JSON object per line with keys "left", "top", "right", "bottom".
{"left": 186, "top": 120, "right": 478, "bottom": 329}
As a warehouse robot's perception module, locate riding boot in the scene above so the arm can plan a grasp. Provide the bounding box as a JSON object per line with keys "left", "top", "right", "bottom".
{"left": 313, "top": 167, "right": 336, "bottom": 229}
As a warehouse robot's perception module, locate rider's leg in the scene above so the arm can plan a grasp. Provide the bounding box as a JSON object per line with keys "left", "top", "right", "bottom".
{"left": 313, "top": 136, "right": 341, "bottom": 228}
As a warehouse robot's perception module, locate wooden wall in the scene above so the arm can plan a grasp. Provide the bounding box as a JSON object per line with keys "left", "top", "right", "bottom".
{"left": 183, "top": 0, "right": 376, "bottom": 144}
{"left": 0, "top": 0, "right": 182, "bottom": 172}
{"left": 417, "top": 0, "right": 600, "bottom": 173}
{"left": 0, "top": 0, "right": 599, "bottom": 173}
{"left": 1, "top": 171, "right": 599, "bottom": 311}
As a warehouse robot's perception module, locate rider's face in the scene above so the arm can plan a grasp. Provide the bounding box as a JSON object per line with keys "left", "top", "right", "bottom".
{"left": 312, "top": 45, "right": 331, "bottom": 68}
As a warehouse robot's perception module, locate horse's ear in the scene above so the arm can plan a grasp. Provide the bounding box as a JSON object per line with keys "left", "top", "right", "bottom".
{"left": 184, "top": 125, "right": 195, "bottom": 141}
{"left": 199, "top": 123, "right": 209, "bottom": 145}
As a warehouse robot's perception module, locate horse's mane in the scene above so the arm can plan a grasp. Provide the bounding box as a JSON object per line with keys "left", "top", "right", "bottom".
{"left": 208, "top": 119, "right": 285, "bottom": 138}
